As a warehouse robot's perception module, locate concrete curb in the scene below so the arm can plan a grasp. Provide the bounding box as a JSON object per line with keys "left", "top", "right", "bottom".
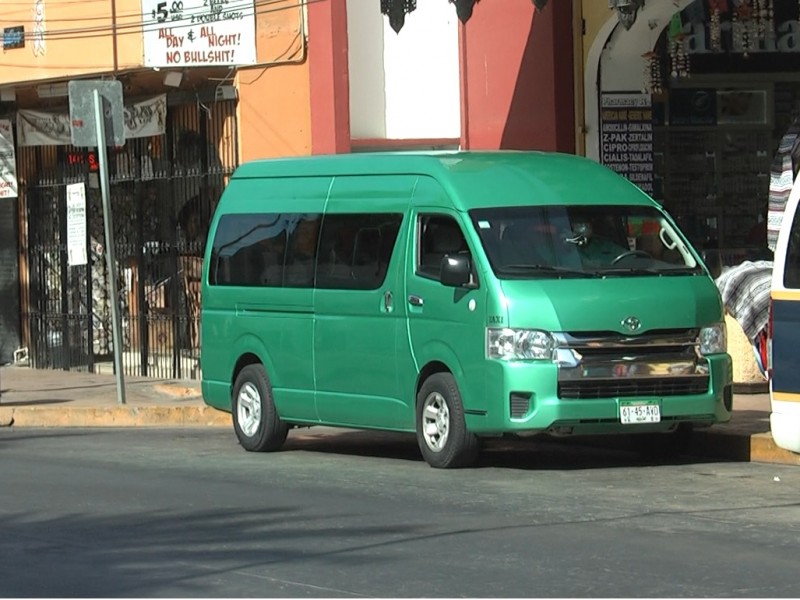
{"left": 750, "top": 432, "right": 800, "bottom": 466}
{"left": 2, "top": 404, "right": 798, "bottom": 467}
{"left": 0, "top": 406, "right": 230, "bottom": 428}
{"left": 689, "top": 428, "right": 800, "bottom": 466}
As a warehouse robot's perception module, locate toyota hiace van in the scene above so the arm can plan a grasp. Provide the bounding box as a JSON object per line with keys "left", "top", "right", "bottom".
{"left": 201, "top": 151, "right": 732, "bottom": 468}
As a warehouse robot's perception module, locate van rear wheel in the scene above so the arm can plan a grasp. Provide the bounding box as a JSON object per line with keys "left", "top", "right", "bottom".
{"left": 416, "top": 373, "right": 479, "bottom": 468}
{"left": 232, "top": 364, "right": 289, "bottom": 452}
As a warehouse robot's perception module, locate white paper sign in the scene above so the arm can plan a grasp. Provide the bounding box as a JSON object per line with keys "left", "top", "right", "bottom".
{"left": 66, "top": 183, "right": 88, "bottom": 267}
{"left": 0, "top": 119, "right": 18, "bottom": 199}
{"left": 140, "top": 0, "right": 257, "bottom": 67}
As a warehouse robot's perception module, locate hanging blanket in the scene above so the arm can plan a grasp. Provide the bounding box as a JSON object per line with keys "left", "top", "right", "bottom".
{"left": 715, "top": 260, "right": 773, "bottom": 342}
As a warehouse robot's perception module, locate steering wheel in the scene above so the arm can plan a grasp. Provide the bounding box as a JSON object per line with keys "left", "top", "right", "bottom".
{"left": 611, "top": 250, "right": 652, "bottom": 264}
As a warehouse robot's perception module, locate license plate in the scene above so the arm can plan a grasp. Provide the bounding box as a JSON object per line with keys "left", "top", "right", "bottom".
{"left": 620, "top": 401, "right": 661, "bottom": 424}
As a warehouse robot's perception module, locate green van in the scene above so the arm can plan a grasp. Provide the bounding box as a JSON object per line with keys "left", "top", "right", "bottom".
{"left": 200, "top": 151, "right": 732, "bottom": 468}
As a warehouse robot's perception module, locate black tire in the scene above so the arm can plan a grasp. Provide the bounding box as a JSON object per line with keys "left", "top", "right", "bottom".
{"left": 632, "top": 423, "right": 694, "bottom": 459}
{"left": 232, "top": 364, "right": 289, "bottom": 452}
{"left": 416, "top": 373, "right": 479, "bottom": 468}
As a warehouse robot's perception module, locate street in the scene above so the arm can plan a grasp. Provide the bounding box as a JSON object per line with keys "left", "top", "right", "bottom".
{"left": 1, "top": 427, "right": 799, "bottom": 597}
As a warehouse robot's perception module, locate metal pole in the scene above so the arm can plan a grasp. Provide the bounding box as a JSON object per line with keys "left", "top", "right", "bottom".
{"left": 93, "top": 89, "right": 126, "bottom": 405}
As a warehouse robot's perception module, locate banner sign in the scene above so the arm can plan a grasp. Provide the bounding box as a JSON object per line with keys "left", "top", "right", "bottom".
{"left": 140, "top": 0, "right": 257, "bottom": 67}
{"left": 123, "top": 94, "right": 167, "bottom": 139}
{"left": 17, "top": 108, "right": 71, "bottom": 146}
{"left": 66, "top": 182, "right": 88, "bottom": 267}
{"left": 600, "top": 93, "right": 655, "bottom": 195}
{"left": 0, "top": 119, "right": 19, "bottom": 199}
{"left": 17, "top": 94, "right": 168, "bottom": 146}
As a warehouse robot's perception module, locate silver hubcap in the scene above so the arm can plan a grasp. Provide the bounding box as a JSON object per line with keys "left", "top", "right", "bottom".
{"left": 237, "top": 382, "right": 262, "bottom": 438}
{"left": 421, "top": 391, "right": 450, "bottom": 452}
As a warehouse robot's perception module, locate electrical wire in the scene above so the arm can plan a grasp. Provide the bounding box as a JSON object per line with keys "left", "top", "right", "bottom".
{"left": 0, "top": 0, "right": 108, "bottom": 5}
{"left": 0, "top": 3, "right": 309, "bottom": 70}
{"left": 2, "top": 0, "right": 262, "bottom": 26}
{"left": 0, "top": 0, "right": 314, "bottom": 40}
{"left": 0, "top": 0, "right": 312, "bottom": 69}
{"left": 7, "top": 0, "right": 290, "bottom": 36}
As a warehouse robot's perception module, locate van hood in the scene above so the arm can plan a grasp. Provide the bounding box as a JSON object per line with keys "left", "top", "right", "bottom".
{"left": 498, "top": 275, "right": 723, "bottom": 334}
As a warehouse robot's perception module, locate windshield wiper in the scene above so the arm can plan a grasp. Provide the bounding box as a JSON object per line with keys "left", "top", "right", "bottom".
{"left": 500, "top": 264, "right": 599, "bottom": 278}
{"left": 595, "top": 266, "right": 684, "bottom": 276}
{"left": 658, "top": 267, "right": 704, "bottom": 276}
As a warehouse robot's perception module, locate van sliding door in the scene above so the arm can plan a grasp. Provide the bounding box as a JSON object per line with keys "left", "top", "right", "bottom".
{"left": 313, "top": 175, "right": 416, "bottom": 429}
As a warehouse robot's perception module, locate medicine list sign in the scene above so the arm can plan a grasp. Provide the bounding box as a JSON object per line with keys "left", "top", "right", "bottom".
{"left": 600, "top": 93, "right": 655, "bottom": 195}
{"left": 66, "top": 182, "right": 88, "bottom": 267}
{"left": 141, "top": 0, "right": 256, "bottom": 67}
{"left": 0, "top": 119, "right": 18, "bottom": 199}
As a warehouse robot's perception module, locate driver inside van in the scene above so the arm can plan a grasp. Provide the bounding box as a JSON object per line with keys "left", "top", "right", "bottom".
{"left": 568, "top": 219, "right": 629, "bottom": 266}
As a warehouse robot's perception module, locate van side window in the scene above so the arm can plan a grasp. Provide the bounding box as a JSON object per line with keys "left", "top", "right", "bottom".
{"left": 785, "top": 212, "right": 800, "bottom": 289}
{"left": 316, "top": 214, "right": 403, "bottom": 290}
{"left": 209, "top": 213, "right": 321, "bottom": 287}
{"left": 417, "top": 215, "right": 468, "bottom": 281}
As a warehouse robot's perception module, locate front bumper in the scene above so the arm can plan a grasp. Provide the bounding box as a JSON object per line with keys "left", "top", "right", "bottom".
{"left": 464, "top": 353, "right": 733, "bottom": 436}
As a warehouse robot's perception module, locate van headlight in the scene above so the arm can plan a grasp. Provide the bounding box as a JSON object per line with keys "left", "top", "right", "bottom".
{"left": 486, "top": 328, "right": 556, "bottom": 360}
{"left": 698, "top": 322, "right": 726, "bottom": 355}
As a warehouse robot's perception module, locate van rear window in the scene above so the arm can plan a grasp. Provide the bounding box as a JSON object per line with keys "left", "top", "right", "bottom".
{"left": 209, "top": 212, "right": 402, "bottom": 289}
{"left": 209, "top": 213, "right": 321, "bottom": 287}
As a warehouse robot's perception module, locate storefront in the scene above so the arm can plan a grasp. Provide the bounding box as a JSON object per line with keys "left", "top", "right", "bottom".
{"left": 585, "top": 0, "right": 800, "bottom": 266}
{"left": 0, "top": 117, "right": 20, "bottom": 365}
{"left": 0, "top": 0, "right": 309, "bottom": 378}
{"left": 11, "top": 71, "right": 237, "bottom": 378}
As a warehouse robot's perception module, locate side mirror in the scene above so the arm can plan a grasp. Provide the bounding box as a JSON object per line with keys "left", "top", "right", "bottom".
{"left": 440, "top": 254, "right": 472, "bottom": 287}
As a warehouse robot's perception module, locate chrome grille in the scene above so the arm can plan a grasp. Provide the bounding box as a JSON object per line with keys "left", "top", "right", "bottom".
{"left": 555, "top": 329, "right": 710, "bottom": 400}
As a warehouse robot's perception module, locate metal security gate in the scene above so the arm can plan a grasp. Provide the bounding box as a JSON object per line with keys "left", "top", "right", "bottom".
{"left": 19, "top": 98, "right": 238, "bottom": 379}
{"left": 0, "top": 196, "right": 20, "bottom": 365}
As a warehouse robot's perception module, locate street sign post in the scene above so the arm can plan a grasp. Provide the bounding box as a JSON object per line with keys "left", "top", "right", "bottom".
{"left": 68, "top": 80, "right": 126, "bottom": 405}
{"left": 68, "top": 80, "right": 125, "bottom": 147}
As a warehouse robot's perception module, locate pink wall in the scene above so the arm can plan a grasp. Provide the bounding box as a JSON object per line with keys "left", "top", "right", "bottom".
{"left": 460, "top": 0, "right": 575, "bottom": 153}
{"left": 308, "top": 0, "right": 352, "bottom": 155}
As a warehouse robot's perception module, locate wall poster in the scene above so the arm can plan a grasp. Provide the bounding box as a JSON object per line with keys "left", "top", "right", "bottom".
{"left": 66, "top": 182, "right": 88, "bottom": 267}
{"left": 0, "top": 119, "right": 18, "bottom": 199}
{"left": 600, "top": 93, "right": 655, "bottom": 196}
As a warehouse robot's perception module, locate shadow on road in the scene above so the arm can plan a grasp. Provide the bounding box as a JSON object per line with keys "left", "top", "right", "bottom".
{"left": 282, "top": 428, "right": 722, "bottom": 471}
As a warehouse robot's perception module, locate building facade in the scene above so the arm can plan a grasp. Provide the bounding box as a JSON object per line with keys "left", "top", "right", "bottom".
{"left": 0, "top": 0, "right": 575, "bottom": 375}
{"left": 582, "top": 0, "right": 800, "bottom": 265}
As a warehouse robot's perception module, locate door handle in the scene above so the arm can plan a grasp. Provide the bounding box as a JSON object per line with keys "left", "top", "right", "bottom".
{"left": 408, "top": 294, "right": 424, "bottom": 307}
{"left": 383, "top": 290, "right": 393, "bottom": 312}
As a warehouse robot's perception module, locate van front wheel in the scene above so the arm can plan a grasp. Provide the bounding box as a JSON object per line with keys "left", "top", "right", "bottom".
{"left": 416, "top": 373, "right": 479, "bottom": 468}
{"left": 232, "top": 364, "right": 289, "bottom": 452}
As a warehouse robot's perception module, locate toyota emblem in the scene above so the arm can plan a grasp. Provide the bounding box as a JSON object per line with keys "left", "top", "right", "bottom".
{"left": 622, "top": 316, "right": 641, "bottom": 332}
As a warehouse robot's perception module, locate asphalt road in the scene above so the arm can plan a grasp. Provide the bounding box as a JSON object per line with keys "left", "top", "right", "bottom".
{"left": 1, "top": 427, "right": 799, "bottom": 598}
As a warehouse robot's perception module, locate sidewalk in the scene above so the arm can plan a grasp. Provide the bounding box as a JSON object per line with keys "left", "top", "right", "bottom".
{"left": 1, "top": 365, "right": 798, "bottom": 466}
{"left": 0, "top": 365, "right": 226, "bottom": 428}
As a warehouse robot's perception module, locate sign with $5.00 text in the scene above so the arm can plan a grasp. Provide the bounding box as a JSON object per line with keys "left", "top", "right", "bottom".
{"left": 140, "top": 0, "right": 257, "bottom": 67}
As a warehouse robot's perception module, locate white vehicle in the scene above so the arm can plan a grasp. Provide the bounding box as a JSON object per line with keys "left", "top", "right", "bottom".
{"left": 769, "top": 173, "right": 800, "bottom": 454}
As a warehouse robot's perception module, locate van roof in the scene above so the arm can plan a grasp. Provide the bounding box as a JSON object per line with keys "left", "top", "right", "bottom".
{"left": 231, "top": 151, "right": 651, "bottom": 210}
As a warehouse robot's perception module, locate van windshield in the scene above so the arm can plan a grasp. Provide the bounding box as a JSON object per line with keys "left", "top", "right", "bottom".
{"left": 468, "top": 205, "right": 703, "bottom": 279}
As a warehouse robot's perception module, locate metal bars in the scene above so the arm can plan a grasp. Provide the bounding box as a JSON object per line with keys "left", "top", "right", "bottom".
{"left": 18, "top": 98, "right": 238, "bottom": 380}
